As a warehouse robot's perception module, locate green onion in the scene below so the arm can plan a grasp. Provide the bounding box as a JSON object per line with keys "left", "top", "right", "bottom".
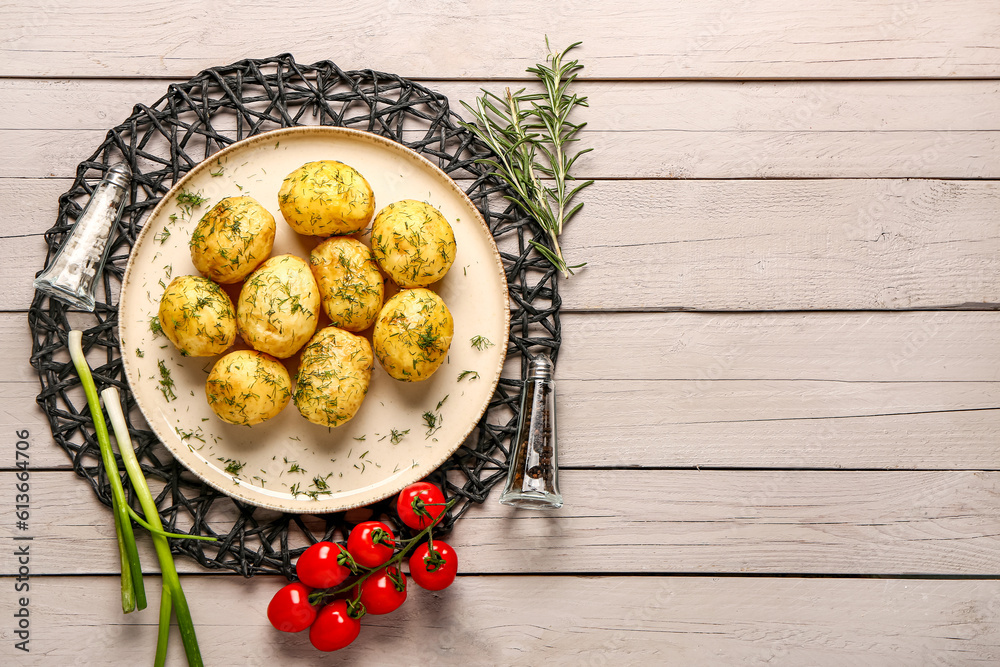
{"left": 67, "top": 330, "right": 146, "bottom": 613}
{"left": 123, "top": 504, "right": 218, "bottom": 542}
{"left": 103, "top": 386, "right": 206, "bottom": 667}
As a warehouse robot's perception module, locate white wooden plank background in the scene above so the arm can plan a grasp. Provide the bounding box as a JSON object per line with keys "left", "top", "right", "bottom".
{"left": 4, "top": 576, "right": 999, "bottom": 666}
{"left": 9, "top": 378, "right": 999, "bottom": 470}
{"left": 2, "top": 0, "right": 998, "bottom": 79}
{"left": 9, "top": 470, "right": 1000, "bottom": 576}
{"left": 2, "top": 1, "right": 999, "bottom": 664}
{"left": 4, "top": 80, "right": 1000, "bottom": 180}
{"left": 5, "top": 311, "right": 999, "bottom": 470}
{"left": 6, "top": 180, "right": 1000, "bottom": 311}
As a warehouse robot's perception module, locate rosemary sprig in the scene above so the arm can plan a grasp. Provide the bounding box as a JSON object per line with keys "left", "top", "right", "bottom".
{"left": 459, "top": 39, "right": 593, "bottom": 278}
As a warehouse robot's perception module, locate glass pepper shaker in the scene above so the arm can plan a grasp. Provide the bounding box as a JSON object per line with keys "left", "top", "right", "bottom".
{"left": 499, "top": 352, "right": 563, "bottom": 509}
{"left": 34, "top": 162, "right": 131, "bottom": 311}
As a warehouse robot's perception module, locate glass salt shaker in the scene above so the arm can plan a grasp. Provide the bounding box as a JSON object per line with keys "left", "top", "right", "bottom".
{"left": 499, "top": 352, "right": 563, "bottom": 509}
{"left": 33, "top": 162, "right": 131, "bottom": 311}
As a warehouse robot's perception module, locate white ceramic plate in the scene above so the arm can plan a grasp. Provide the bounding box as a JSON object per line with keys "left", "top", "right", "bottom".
{"left": 119, "top": 126, "right": 509, "bottom": 512}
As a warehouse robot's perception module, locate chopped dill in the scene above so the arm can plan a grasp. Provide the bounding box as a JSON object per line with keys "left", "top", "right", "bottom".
{"left": 390, "top": 428, "right": 410, "bottom": 445}
{"left": 422, "top": 410, "right": 441, "bottom": 437}
{"left": 219, "top": 458, "right": 245, "bottom": 476}
{"left": 176, "top": 188, "right": 208, "bottom": 220}
{"left": 312, "top": 474, "right": 332, "bottom": 492}
{"left": 177, "top": 189, "right": 208, "bottom": 207}
{"left": 417, "top": 329, "right": 440, "bottom": 351}
{"left": 470, "top": 335, "right": 494, "bottom": 351}
{"left": 158, "top": 360, "right": 176, "bottom": 401}
{"left": 458, "top": 369, "right": 480, "bottom": 382}
{"left": 423, "top": 395, "right": 449, "bottom": 437}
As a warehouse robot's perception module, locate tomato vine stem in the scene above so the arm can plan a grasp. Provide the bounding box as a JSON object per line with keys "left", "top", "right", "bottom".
{"left": 308, "top": 497, "right": 459, "bottom": 607}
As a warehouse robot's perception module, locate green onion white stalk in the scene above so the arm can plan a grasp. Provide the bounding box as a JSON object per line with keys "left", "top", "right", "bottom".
{"left": 69, "top": 329, "right": 209, "bottom": 666}
{"left": 103, "top": 386, "right": 206, "bottom": 667}
{"left": 67, "top": 330, "right": 146, "bottom": 613}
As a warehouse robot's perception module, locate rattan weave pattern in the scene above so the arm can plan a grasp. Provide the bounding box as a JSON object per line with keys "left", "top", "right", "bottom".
{"left": 27, "top": 54, "right": 561, "bottom": 578}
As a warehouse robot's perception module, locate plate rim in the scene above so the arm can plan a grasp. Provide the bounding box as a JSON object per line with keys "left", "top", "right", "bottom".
{"left": 119, "top": 125, "right": 511, "bottom": 513}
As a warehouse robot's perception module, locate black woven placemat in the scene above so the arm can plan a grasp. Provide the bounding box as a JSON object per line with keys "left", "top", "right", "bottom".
{"left": 27, "top": 54, "right": 561, "bottom": 577}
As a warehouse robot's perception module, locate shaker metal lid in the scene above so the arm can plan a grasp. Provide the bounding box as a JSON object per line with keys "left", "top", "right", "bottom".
{"left": 106, "top": 162, "right": 132, "bottom": 189}
{"left": 527, "top": 352, "right": 554, "bottom": 381}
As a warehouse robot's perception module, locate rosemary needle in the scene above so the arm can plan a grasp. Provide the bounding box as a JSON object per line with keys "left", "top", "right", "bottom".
{"left": 459, "top": 39, "right": 593, "bottom": 278}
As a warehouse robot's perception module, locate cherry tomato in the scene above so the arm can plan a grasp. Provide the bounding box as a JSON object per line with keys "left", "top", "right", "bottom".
{"left": 396, "top": 482, "right": 446, "bottom": 530}
{"left": 297, "top": 541, "right": 352, "bottom": 589}
{"left": 347, "top": 521, "right": 395, "bottom": 568}
{"left": 358, "top": 566, "right": 407, "bottom": 615}
{"left": 267, "top": 582, "right": 316, "bottom": 633}
{"left": 309, "top": 600, "right": 361, "bottom": 652}
{"left": 408, "top": 541, "right": 458, "bottom": 591}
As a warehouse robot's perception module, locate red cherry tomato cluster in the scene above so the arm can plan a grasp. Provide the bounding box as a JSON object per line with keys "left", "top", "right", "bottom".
{"left": 266, "top": 481, "right": 459, "bottom": 652}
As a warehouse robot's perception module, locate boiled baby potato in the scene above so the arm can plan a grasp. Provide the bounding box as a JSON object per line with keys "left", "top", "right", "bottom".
{"left": 294, "top": 327, "right": 374, "bottom": 427}
{"left": 206, "top": 350, "right": 291, "bottom": 426}
{"left": 237, "top": 254, "right": 320, "bottom": 359}
{"left": 189, "top": 196, "right": 275, "bottom": 284}
{"left": 277, "top": 160, "right": 374, "bottom": 236}
{"left": 373, "top": 288, "right": 454, "bottom": 382}
{"left": 370, "top": 199, "right": 456, "bottom": 287}
{"left": 309, "top": 236, "right": 384, "bottom": 332}
{"left": 158, "top": 275, "right": 236, "bottom": 357}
